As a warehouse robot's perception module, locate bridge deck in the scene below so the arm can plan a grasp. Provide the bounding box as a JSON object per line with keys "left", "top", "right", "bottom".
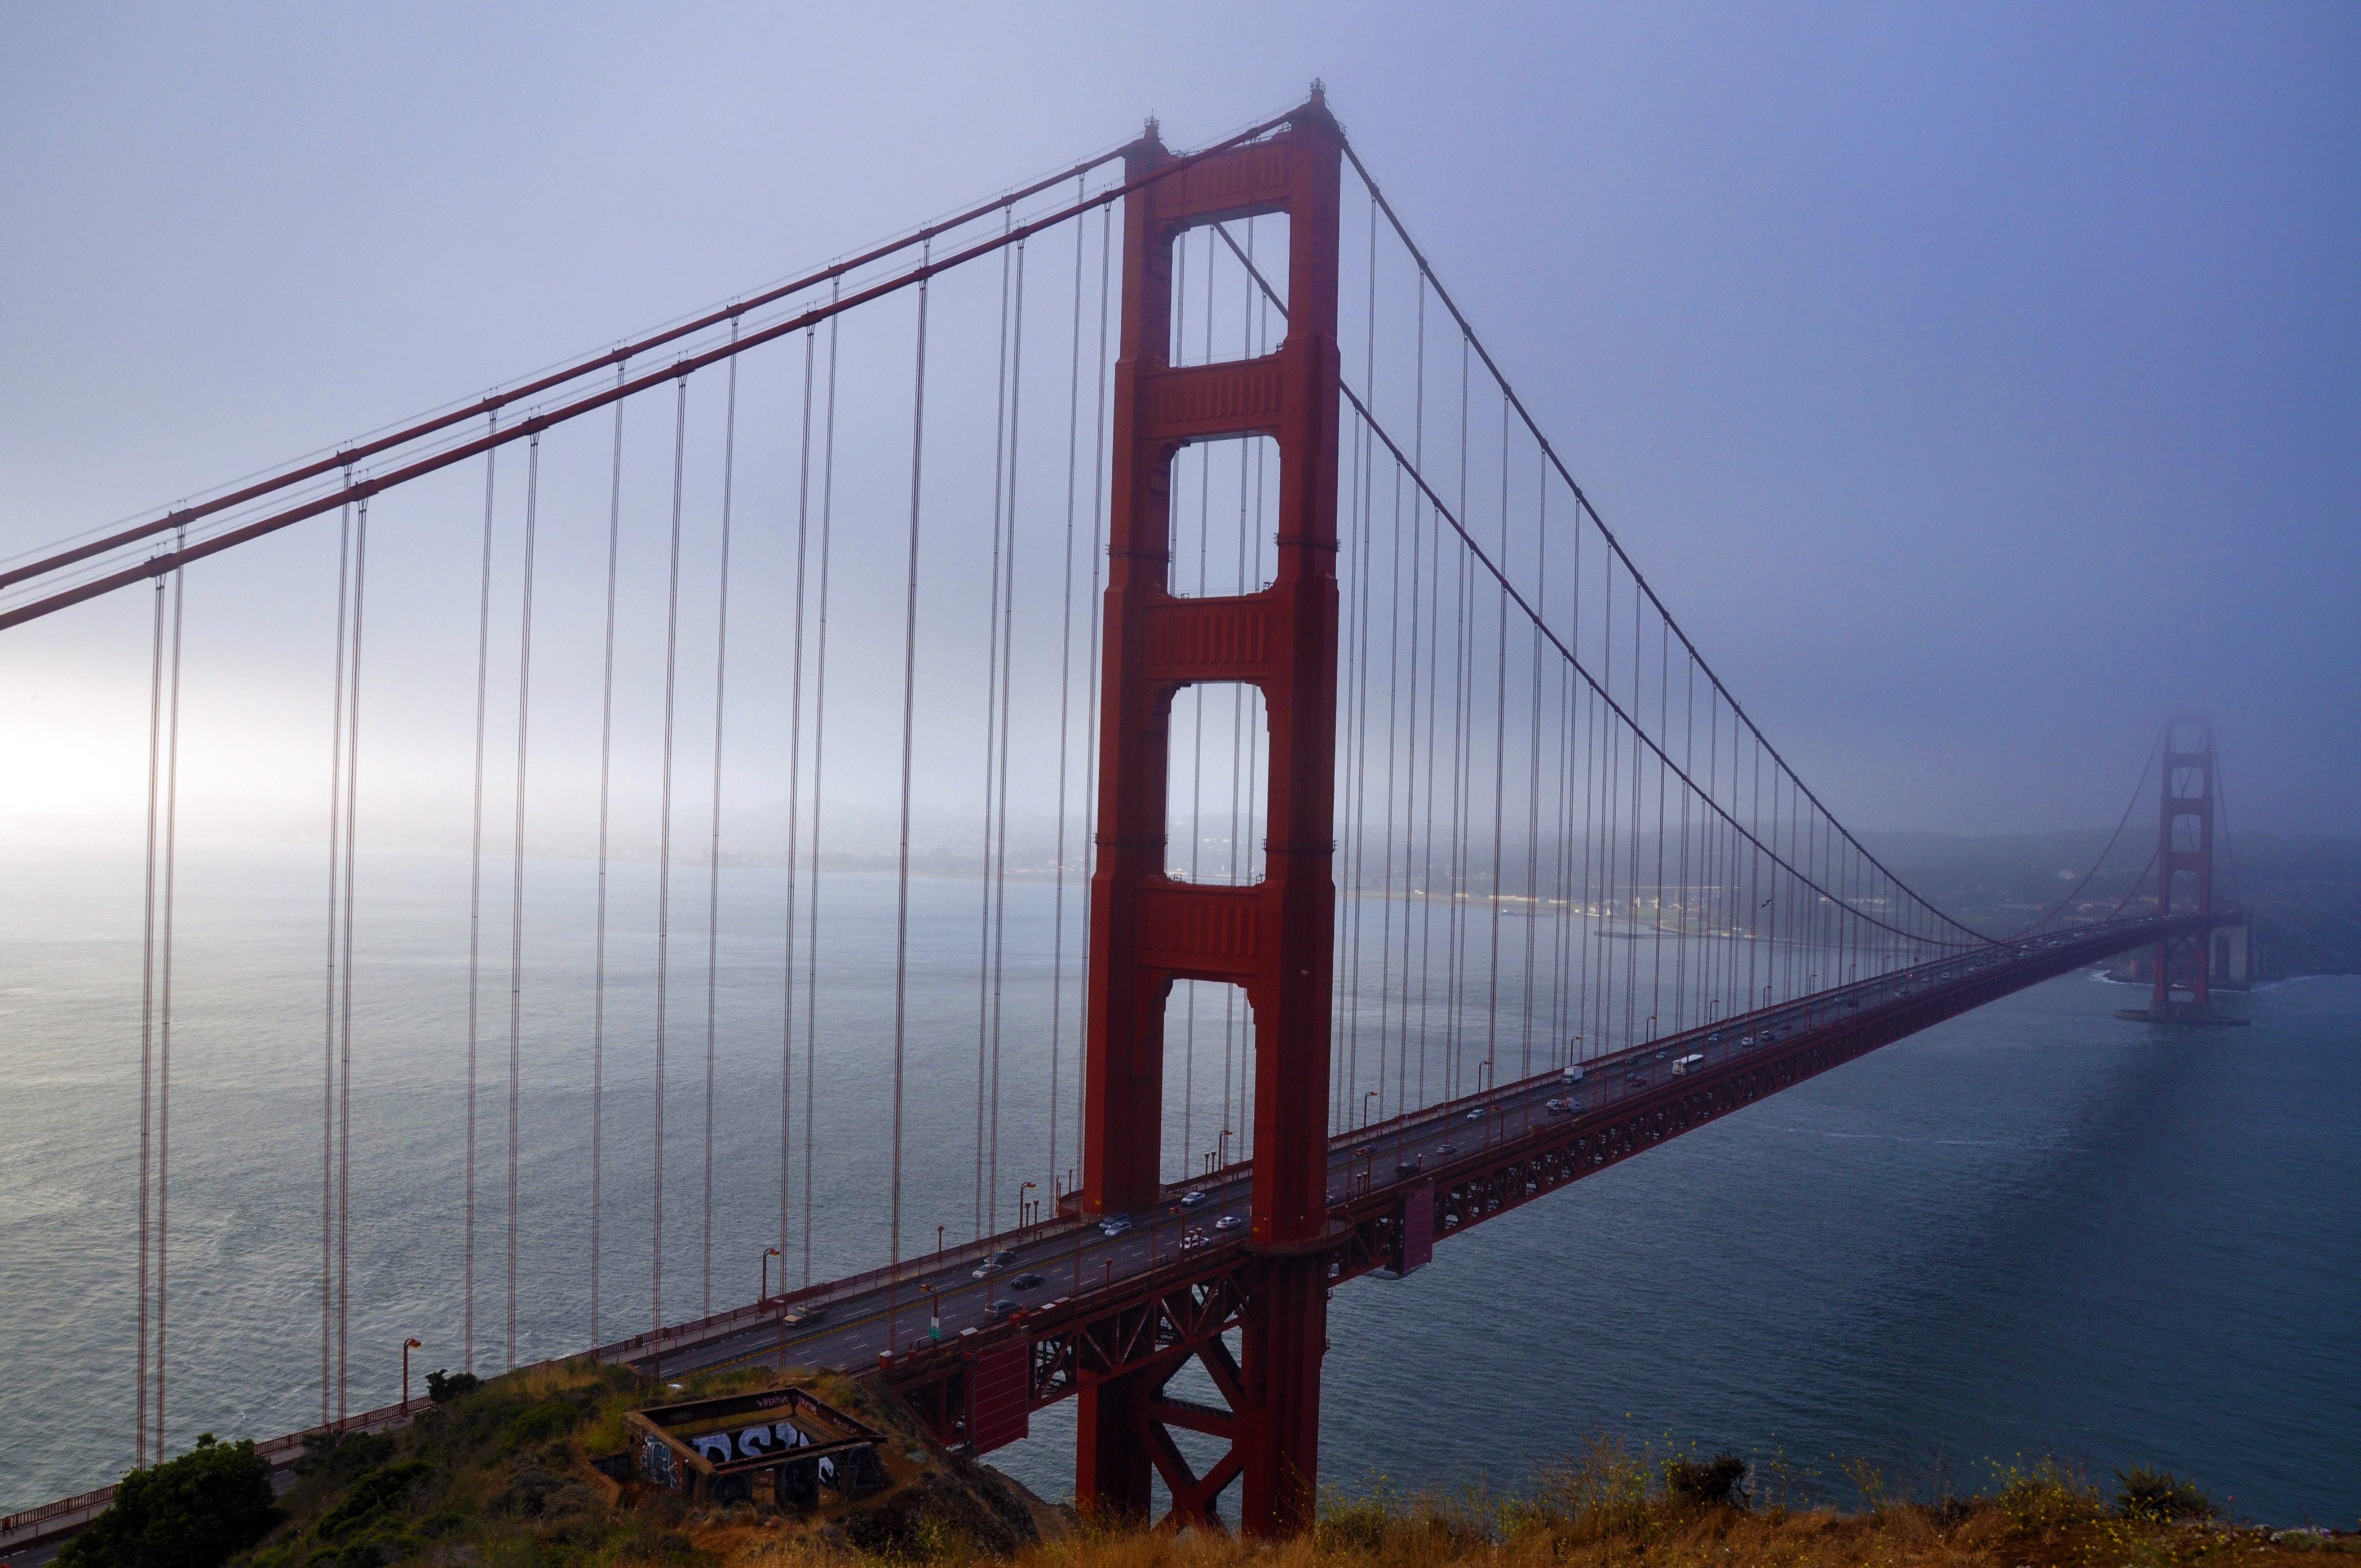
{"left": 617, "top": 915, "right": 2207, "bottom": 1442}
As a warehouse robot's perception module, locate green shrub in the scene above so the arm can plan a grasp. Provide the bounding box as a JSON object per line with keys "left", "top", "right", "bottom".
{"left": 424, "top": 1368, "right": 480, "bottom": 1405}
{"left": 60, "top": 1434, "right": 281, "bottom": 1568}
{"left": 1665, "top": 1451, "right": 1750, "bottom": 1508}
{"left": 315, "top": 1459, "right": 429, "bottom": 1542}
{"left": 2116, "top": 1465, "right": 2217, "bottom": 1521}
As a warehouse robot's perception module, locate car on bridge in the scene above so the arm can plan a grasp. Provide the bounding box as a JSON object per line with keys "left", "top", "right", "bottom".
{"left": 1179, "top": 1190, "right": 1210, "bottom": 1208}
{"left": 1098, "top": 1215, "right": 1133, "bottom": 1238}
{"left": 988, "top": 1299, "right": 1020, "bottom": 1319}
{"left": 1464, "top": 1106, "right": 1485, "bottom": 1121}
{"left": 1214, "top": 1213, "right": 1244, "bottom": 1232}
{"left": 1395, "top": 1155, "right": 1424, "bottom": 1176}
{"left": 1544, "top": 1097, "right": 1573, "bottom": 1115}
{"left": 1012, "top": 1273, "right": 1045, "bottom": 1291}
{"left": 781, "top": 1302, "right": 830, "bottom": 1327}
{"left": 1625, "top": 1073, "right": 1649, "bottom": 1088}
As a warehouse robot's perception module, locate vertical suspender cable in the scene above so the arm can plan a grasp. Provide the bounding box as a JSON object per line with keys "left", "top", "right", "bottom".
{"left": 1048, "top": 183, "right": 1085, "bottom": 1195}
{"left": 590, "top": 364, "right": 626, "bottom": 1347}
{"left": 1373, "top": 459, "right": 1402, "bottom": 1117}
{"left": 988, "top": 241, "right": 1028, "bottom": 1225}
{"left": 1520, "top": 466, "right": 1545, "bottom": 1074}
{"left": 1652, "top": 622, "right": 1670, "bottom": 1035}
{"left": 320, "top": 490, "right": 351, "bottom": 1425}
{"left": 1077, "top": 209, "right": 1110, "bottom": 1185}
{"left": 336, "top": 498, "right": 368, "bottom": 1419}
{"left": 1183, "top": 232, "right": 1212, "bottom": 1163}
{"left": 462, "top": 417, "right": 497, "bottom": 1373}
{"left": 505, "top": 432, "right": 541, "bottom": 1367}
{"left": 135, "top": 575, "right": 162, "bottom": 1465}
{"left": 153, "top": 534, "right": 183, "bottom": 1456}
{"left": 890, "top": 250, "right": 933, "bottom": 1295}
{"left": 653, "top": 377, "right": 688, "bottom": 1353}
{"left": 974, "top": 228, "right": 1013, "bottom": 1235}
{"left": 801, "top": 286, "right": 840, "bottom": 1286}
{"left": 1485, "top": 400, "right": 1509, "bottom": 1075}
{"left": 1223, "top": 221, "right": 1256, "bottom": 1149}
{"left": 702, "top": 330, "right": 741, "bottom": 1317}
{"left": 782, "top": 322, "right": 816, "bottom": 1277}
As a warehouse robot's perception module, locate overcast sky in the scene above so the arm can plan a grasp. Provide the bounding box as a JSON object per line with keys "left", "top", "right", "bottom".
{"left": 3, "top": 2, "right": 2355, "bottom": 841}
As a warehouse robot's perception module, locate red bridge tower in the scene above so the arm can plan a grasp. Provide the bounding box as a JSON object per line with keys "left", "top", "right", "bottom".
{"left": 2150, "top": 715, "right": 2217, "bottom": 1015}
{"left": 1079, "top": 91, "right": 1343, "bottom": 1534}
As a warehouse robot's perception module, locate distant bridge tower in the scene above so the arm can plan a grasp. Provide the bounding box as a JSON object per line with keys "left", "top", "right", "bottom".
{"left": 2150, "top": 716, "right": 2217, "bottom": 1014}
{"left": 1079, "top": 91, "right": 1342, "bottom": 1534}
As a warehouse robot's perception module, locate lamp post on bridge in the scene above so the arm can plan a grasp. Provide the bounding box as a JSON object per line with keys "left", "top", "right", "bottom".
{"left": 1018, "top": 1180, "right": 1038, "bottom": 1229}
{"left": 761, "top": 1246, "right": 781, "bottom": 1304}
{"left": 401, "top": 1337, "right": 423, "bottom": 1415}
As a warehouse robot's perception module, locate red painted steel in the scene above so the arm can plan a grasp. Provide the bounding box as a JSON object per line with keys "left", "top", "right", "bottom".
{"left": 2151, "top": 717, "right": 2217, "bottom": 1012}
{"left": 1078, "top": 87, "right": 1343, "bottom": 1536}
{"left": 967, "top": 1337, "right": 1032, "bottom": 1454}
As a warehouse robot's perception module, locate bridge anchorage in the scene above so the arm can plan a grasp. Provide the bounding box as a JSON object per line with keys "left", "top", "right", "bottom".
{"left": 0, "top": 85, "right": 2252, "bottom": 1555}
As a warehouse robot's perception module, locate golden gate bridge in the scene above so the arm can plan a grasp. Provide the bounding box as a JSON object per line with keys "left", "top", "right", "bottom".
{"left": 0, "top": 88, "right": 2232, "bottom": 1547}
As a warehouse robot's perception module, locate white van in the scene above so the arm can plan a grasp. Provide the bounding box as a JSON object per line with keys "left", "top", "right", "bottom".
{"left": 1560, "top": 1063, "right": 1585, "bottom": 1084}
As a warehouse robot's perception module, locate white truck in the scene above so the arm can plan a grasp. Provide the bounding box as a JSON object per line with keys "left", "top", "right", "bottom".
{"left": 1668, "top": 1053, "right": 1706, "bottom": 1077}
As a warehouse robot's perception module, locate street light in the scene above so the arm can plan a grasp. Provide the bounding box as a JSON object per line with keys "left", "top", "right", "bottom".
{"left": 1217, "top": 1128, "right": 1233, "bottom": 1168}
{"left": 1018, "top": 1180, "right": 1038, "bottom": 1229}
{"left": 761, "top": 1246, "right": 782, "bottom": 1304}
{"left": 401, "top": 1337, "right": 423, "bottom": 1414}
{"left": 915, "top": 1281, "right": 943, "bottom": 1341}
{"left": 1362, "top": 1089, "right": 1378, "bottom": 1128}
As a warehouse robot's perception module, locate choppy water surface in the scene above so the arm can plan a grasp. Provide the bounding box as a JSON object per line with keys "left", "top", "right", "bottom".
{"left": 2, "top": 842, "right": 2354, "bottom": 1523}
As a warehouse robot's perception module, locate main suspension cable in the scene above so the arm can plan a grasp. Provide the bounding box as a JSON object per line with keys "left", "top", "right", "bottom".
{"left": 1343, "top": 386, "right": 1977, "bottom": 950}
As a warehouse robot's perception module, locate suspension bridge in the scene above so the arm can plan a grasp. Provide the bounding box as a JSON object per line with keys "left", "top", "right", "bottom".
{"left": 0, "top": 89, "right": 2234, "bottom": 1547}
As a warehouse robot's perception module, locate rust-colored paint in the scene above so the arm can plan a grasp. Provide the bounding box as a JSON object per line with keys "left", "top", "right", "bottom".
{"left": 1078, "top": 89, "right": 1343, "bottom": 1537}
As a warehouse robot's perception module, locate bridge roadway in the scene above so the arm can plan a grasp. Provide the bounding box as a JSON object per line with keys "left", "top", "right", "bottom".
{"left": 614, "top": 915, "right": 2200, "bottom": 1405}
{"left": 0, "top": 915, "right": 2205, "bottom": 1555}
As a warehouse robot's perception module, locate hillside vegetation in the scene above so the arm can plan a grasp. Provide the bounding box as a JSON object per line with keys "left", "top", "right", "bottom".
{"left": 55, "top": 1361, "right": 2356, "bottom": 1567}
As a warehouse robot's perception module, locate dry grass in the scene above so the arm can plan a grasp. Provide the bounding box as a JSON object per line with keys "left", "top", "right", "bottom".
{"left": 714, "top": 1439, "right": 2355, "bottom": 1568}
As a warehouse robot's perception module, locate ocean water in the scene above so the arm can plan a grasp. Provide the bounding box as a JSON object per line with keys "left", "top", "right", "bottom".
{"left": 2, "top": 840, "right": 2355, "bottom": 1525}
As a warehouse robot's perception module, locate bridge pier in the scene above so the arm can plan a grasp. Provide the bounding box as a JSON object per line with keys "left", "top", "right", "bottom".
{"left": 1078, "top": 91, "right": 1343, "bottom": 1535}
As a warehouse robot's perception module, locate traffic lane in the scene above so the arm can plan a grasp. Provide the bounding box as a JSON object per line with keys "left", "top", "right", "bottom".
{"left": 664, "top": 956, "right": 2039, "bottom": 1375}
